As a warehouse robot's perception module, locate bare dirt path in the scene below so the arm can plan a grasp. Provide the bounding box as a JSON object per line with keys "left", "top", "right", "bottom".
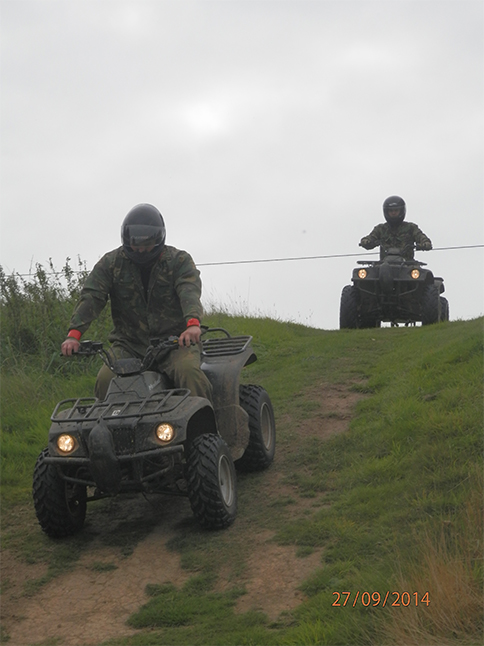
{"left": 1, "top": 383, "right": 364, "bottom": 646}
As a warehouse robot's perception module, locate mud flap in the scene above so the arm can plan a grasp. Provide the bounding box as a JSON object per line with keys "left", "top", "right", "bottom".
{"left": 88, "top": 419, "right": 121, "bottom": 494}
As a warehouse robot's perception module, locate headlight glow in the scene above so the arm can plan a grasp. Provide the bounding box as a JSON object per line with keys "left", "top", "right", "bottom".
{"left": 358, "top": 269, "right": 367, "bottom": 279}
{"left": 155, "top": 423, "right": 174, "bottom": 443}
{"left": 411, "top": 269, "right": 420, "bottom": 279}
{"left": 57, "top": 434, "right": 76, "bottom": 454}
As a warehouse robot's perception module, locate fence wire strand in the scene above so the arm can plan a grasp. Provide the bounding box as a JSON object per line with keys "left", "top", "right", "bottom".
{"left": 4, "top": 244, "right": 483, "bottom": 277}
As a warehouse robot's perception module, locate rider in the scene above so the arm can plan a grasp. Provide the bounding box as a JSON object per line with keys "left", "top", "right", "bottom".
{"left": 359, "top": 196, "right": 433, "bottom": 260}
{"left": 61, "top": 203, "right": 213, "bottom": 402}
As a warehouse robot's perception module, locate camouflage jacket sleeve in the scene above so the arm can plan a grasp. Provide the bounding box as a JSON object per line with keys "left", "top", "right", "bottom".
{"left": 409, "top": 223, "right": 432, "bottom": 248}
{"left": 68, "top": 252, "right": 114, "bottom": 335}
{"left": 359, "top": 224, "right": 384, "bottom": 249}
{"left": 171, "top": 248, "right": 204, "bottom": 323}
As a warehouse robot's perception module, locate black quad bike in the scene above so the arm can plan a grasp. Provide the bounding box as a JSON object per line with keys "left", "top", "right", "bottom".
{"left": 340, "top": 247, "right": 449, "bottom": 328}
{"left": 33, "top": 329, "right": 276, "bottom": 537}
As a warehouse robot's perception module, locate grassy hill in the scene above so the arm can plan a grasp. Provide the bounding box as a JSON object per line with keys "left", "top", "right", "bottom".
{"left": 1, "top": 290, "right": 482, "bottom": 644}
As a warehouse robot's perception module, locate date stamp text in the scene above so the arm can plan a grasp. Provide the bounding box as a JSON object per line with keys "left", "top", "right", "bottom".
{"left": 332, "top": 591, "right": 430, "bottom": 608}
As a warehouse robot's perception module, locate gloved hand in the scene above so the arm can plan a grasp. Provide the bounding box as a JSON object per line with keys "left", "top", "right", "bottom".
{"left": 420, "top": 241, "right": 432, "bottom": 251}
{"left": 359, "top": 237, "right": 372, "bottom": 248}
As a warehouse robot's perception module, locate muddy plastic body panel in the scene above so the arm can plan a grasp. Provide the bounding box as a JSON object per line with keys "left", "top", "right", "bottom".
{"left": 201, "top": 335, "right": 256, "bottom": 460}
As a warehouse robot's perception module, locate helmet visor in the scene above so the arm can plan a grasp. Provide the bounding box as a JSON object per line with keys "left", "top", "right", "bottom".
{"left": 123, "top": 224, "right": 163, "bottom": 248}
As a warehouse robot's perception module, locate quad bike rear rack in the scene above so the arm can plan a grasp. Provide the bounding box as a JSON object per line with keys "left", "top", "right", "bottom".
{"left": 202, "top": 333, "right": 253, "bottom": 357}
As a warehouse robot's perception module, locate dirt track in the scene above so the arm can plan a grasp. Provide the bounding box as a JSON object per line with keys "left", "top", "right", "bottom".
{"left": 1, "top": 383, "right": 364, "bottom": 646}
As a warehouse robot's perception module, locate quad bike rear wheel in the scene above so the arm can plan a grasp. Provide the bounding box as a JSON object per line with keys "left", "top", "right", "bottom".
{"left": 33, "top": 448, "right": 87, "bottom": 537}
{"left": 440, "top": 296, "right": 450, "bottom": 321}
{"left": 186, "top": 434, "right": 237, "bottom": 529}
{"left": 236, "top": 385, "right": 276, "bottom": 472}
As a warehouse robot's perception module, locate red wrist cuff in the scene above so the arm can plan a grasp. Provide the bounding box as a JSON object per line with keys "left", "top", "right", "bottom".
{"left": 67, "top": 329, "right": 82, "bottom": 341}
{"left": 186, "top": 318, "right": 200, "bottom": 328}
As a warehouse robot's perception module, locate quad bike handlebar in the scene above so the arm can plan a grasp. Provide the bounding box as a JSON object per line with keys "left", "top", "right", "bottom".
{"left": 65, "top": 328, "right": 235, "bottom": 376}
{"left": 357, "top": 246, "right": 428, "bottom": 267}
{"left": 67, "top": 336, "right": 180, "bottom": 376}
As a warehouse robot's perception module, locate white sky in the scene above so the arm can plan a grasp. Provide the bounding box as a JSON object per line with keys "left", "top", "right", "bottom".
{"left": 1, "top": 0, "right": 483, "bottom": 330}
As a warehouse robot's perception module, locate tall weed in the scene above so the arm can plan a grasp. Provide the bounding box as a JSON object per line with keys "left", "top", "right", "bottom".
{"left": 382, "top": 473, "right": 483, "bottom": 645}
{"left": 0, "top": 259, "right": 111, "bottom": 372}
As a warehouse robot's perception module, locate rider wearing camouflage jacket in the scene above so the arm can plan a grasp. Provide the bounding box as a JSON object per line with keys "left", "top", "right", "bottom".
{"left": 359, "top": 196, "right": 432, "bottom": 260}
{"left": 68, "top": 245, "right": 204, "bottom": 355}
{"left": 62, "top": 204, "right": 212, "bottom": 402}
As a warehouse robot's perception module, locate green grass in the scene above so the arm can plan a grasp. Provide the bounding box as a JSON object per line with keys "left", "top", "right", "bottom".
{"left": 1, "top": 305, "right": 482, "bottom": 645}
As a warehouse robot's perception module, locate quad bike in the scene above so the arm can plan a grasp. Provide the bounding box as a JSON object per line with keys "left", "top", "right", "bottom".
{"left": 32, "top": 329, "right": 276, "bottom": 537}
{"left": 340, "top": 247, "right": 449, "bottom": 328}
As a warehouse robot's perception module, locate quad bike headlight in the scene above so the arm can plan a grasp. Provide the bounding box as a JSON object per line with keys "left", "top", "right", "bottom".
{"left": 411, "top": 269, "right": 420, "bottom": 279}
{"left": 155, "top": 423, "right": 175, "bottom": 443}
{"left": 358, "top": 269, "right": 367, "bottom": 279}
{"left": 57, "top": 434, "right": 76, "bottom": 454}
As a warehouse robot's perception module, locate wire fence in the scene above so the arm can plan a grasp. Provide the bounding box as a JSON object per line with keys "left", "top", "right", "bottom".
{"left": 4, "top": 244, "right": 483, "bottom": 277}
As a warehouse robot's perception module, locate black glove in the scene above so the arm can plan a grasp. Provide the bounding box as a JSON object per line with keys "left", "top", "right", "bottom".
{"left": 420, "top": 241, "right": 432, "bottom": 251}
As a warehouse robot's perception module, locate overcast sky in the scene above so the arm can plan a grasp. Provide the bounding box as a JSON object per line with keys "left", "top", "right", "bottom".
{"left": 1, "top": 0, "right": 483, "bottom": 330}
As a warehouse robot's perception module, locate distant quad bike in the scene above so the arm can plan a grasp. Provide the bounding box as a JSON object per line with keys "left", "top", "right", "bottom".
{"left": 33, "top": 329, "right": 276, "bottom": 537}
{"left": 340, "top": 247, "right": 449, "bottom": 328}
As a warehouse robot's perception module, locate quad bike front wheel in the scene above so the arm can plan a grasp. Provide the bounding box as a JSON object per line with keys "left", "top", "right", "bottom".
{"left": 236, "top": 385, "right": 276, "bottom": 472}
{"left": 33, "top": 448, "right": 87, "bottom": 538}
{"left": 422, "top": 284, "right": 442, "bottom": 325}
{"left": 340, "top": 285, "right": 359, "bottom": 329}
{"left": 186, "top": 434, "right": 237, "bottom": 529}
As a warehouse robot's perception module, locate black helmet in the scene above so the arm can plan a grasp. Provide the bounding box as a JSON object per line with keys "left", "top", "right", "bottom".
{"left": 121, "top": 204, "right": 166, "bottom": 265}
{"left": 383, "top": 195, "right": 406, "bottom": 225}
